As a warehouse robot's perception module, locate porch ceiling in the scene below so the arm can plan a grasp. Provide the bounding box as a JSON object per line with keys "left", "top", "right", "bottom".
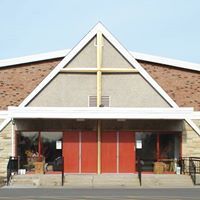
{"left": 7, "top": 106, "right": 193, "bottom": 120}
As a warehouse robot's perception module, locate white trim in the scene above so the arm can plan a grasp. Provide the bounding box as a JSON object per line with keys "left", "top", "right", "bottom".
{"left": 131, "top": 52, "right": 200, "bottom": 72}
{"left": 11, "top": 121, "right": 15, "bottom": 157}
{"left": 191, "top": 112, "right": 200, "bottom": 119}
{"left": 7, "top": 107, "right": 194, "bottom": 120}
{"left": 0, "top": 111, "right": 8, "bottom": 119}
{"left": 0, "top": 50, "right": 70, "bottom": 68}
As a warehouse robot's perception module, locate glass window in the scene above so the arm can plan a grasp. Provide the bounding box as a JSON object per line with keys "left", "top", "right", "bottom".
{"left": 159, "top": 134, "right": 180, "bottom": 159}
{"left": 41, "top": 132, "right": 63, "bottom": 165}
{"left": 17, "top": 132, "right": 39, "bottom": 170}
{"left": 136, "top": 132, "right": 157, "bottom": 171}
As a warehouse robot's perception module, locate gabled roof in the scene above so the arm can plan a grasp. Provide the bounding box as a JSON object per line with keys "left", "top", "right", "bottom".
{"left": 0, "top": 22, "right": 199, "bottom": 135}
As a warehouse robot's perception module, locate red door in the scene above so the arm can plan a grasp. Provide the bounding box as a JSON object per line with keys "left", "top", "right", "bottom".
{"left": 119, "top": 131, "right": 135, "bottom": 173}
{"left": 101, "top": 131, "right": 117, "bottom": 173}
{"left": 81, "top": 131, "right": 97, "bottom": 173}
{"left": 63, "top": 131, "right": 79, "bottom": 173}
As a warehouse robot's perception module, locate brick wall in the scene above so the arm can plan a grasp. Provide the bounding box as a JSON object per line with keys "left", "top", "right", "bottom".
{"left": 139, "top": 61, "right": 200, "bottom": 111}
{"left": 0, "top": 58, "right": 61, "bottom": 110}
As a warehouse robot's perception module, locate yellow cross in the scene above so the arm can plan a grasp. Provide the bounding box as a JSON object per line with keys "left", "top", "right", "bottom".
{"left": 60, "top": 31, "right": 138, "bottom": 174}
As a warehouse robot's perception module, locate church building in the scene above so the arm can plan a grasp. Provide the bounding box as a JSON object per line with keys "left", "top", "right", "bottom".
{"left": 0, "top": 23, "right": 200, "bottom": 176}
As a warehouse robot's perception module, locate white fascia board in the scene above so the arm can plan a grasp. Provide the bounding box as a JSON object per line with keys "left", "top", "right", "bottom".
{"left": 0, "top": 50, "right": 70, "bottom": 68}
{"left": 8, "top": 107, "right": 194, "bottom": 120}
{"left": 191, "top": 112, "right": 200, "bottom": 119}
{"left": 131, "top": 52, "right": 200, "bottom": 72}
{"left": 0, "top": 111, "right": 8, "bottom": 119}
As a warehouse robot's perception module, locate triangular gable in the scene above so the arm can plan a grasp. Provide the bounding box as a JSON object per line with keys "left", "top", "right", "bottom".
{"left": 0, "top": 22, "right": 199, "bottom": 135}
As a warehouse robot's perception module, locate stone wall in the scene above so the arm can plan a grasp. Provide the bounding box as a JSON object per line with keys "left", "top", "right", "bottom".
{"left": 0, "top": 122, "right": 12, "bottom": 176}
{"left": 182, "top": 120, "right": 200, "bottom": 157}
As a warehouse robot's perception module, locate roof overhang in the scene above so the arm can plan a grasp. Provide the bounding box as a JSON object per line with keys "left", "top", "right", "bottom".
{"left": 7, "top": 107, "right": 194, "bottom": 120}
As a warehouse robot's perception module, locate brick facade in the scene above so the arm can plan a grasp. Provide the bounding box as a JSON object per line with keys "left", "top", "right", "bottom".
{"left": 139, "top": 61, "right": 200, "bottom": 111}
{"left": 0, "top": 58, "right": 61, "bottom": 110}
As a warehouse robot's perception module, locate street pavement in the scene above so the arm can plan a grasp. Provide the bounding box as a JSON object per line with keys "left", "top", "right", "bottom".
{"left": 0, "top": 188, "right": 200, "bottom": 200}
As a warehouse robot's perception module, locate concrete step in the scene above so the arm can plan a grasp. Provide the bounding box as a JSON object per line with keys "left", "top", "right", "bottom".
{"left": 141, "top": 174, "right": 193, "bottom": 187}
{"left": 10, "top": 174, "right": 62, "bottom": 187}
{"left": 9, "top": 174, "right": 194, "bottom": 188}
{"left": 64, "top": 174, "right": 140, "bottom": 188}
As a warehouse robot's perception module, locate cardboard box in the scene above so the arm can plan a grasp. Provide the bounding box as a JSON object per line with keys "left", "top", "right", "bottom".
{"left": 34, "top": 162, "right": 44, "bottom": 174}
{"left": 154, "top": 162, "right": 165, "bottom": 174}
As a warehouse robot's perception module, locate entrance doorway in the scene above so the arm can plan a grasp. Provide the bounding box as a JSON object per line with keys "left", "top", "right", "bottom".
{"left": 63, "top": 131, "right": 97, "bottom": 173}
{"left": 101, "top": 131, "right": 135, "bottom": 173}
{"left": 63, "top": 131, "right": 135, "bottom": 173}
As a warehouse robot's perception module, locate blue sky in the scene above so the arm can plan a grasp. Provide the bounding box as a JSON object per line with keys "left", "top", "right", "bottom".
{"left": 0, "top": 0, "right": 200, "bottom": 63}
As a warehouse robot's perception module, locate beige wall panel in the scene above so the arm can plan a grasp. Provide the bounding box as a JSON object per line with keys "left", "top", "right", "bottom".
{"left": 102, "top": 37, "right": 133, "bottom": 69}
{"left": 102, "top": 74, "right": 169, "bottom": 107}
{"left": 29, "top": 74, "right": 96, "bottom": 107}
{"left": 65, "top": 37, "right": 97, "bottom": 68}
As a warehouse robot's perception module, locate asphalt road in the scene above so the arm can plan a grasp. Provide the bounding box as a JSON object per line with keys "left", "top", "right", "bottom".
{"left": 0, "top": 188, "right": 200, "bottom": 200}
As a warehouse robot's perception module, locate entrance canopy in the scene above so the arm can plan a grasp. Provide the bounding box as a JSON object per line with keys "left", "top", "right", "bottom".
{"left": 7, "top": 106, "right": 193, "bottom": 120}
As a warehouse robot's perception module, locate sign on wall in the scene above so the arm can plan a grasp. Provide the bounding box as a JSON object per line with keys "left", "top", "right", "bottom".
{"left": 136, "top": 140, "right": 142, "bottom": 149}
{"left": 56, "top": 141, "right": 62, "bottom": 149}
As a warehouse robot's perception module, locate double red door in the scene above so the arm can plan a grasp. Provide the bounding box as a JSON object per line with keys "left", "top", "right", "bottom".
{"left": 63, "top": 131, "right": 97, "bottom": 173}
{"left": 63, "top": 131, "right": 135, "bottom": 173}
{"left": 101, "top": 131, "right": 135, "bottom": 173}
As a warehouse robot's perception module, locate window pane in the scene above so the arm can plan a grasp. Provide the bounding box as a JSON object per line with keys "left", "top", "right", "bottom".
{"left": 136, "top": 132, "right": 157, "bottom": 171}
{"left": 160, "top": 134, "right": 175, "bottom": 159}
{"left": 17, "top": 132, "right": 39, "bottom": 171}
{"left": 41, "top": 132, "right": 62, "bottom": 171}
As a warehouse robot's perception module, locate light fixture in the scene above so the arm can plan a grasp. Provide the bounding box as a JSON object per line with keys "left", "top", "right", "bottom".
{"left": 117, "top": 119, "right": 126, "bottom": 122}
{"left": 76, "top": 119, "right": 85, "bottom": 122}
